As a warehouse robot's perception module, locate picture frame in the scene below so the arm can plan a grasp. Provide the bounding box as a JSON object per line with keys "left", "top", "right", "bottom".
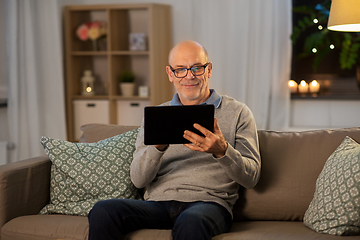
{"left": 129, "top": 33, "right": 147, "bottom": 51}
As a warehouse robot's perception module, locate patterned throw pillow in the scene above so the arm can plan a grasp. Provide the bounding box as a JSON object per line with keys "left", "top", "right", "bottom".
{"left": 39, "top": 128, "right": 141, "bottom": 216}
{"left": 304, "top": 136, "right": 360, "bottom": 236}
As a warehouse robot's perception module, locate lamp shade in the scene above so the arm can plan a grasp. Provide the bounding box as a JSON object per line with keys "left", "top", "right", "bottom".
{"left": 328, "top": 0, "right": 360, "bottom": 32}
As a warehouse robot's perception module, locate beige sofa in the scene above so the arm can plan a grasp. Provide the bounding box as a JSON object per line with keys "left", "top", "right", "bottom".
{"left": 1, "top": 124, "right": 360, "bottom": 240}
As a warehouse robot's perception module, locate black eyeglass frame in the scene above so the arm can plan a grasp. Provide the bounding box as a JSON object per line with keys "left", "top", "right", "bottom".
{"left": 169, "top": 62, "right": 210, "bottom": 78}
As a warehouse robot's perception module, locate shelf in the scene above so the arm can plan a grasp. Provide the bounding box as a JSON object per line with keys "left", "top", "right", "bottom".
{"left": 71, "top": 51, "right": 149, "bottom": 56}
{"left": 72, "top": 95, "right": 109, "bottom": 100}
{"left": 72, "top": 51, "right": 108, "bottom": 56}
{"left": 111, "top": 51, "right": 149, "bottom": 55}
{"left": 291, "top": 93, "right": 360, "bottom": 100}
{"left": 72, "top": 95, "right": 151, "bottom": 101}
{"left": 110, "top": 96, "right": 150, "bottom": 101}
{"left": 64, "top": 3, "right": 173, "bottom": 141}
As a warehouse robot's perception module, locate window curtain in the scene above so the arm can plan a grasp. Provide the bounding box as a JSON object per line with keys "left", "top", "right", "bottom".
{"left": 192, "top": 0, "right": 292, "bottom": 130}
{"left": 6, "top": 0, "right": 66, "bottom": 163}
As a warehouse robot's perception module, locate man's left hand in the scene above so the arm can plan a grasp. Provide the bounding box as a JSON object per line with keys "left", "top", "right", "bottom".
{"left": 183, "top": 118, "right": 228, "bottom": 158}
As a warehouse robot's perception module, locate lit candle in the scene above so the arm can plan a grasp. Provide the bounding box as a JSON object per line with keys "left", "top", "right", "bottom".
{"left": 309, "top": 80, "right": 320, "bottom": 93}
{"left": 288, "top": 80, "right": 298, "bottom": 93}
{"left": 298, "top": 80, "right": 309, "bottom": 93}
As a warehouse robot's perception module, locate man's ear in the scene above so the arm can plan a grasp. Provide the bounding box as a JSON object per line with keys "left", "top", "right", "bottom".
{"left": 207, "top": 62, "right": 213, "bottom": 78}
{"left": 166, "top": 66, "right": 174, "bottom": 83}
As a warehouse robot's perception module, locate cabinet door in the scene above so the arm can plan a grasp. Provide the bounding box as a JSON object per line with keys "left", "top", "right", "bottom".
{"left": 116, "top": 100, "right": 150, "bottom": 126}
{"left": 73, "top": 100, "right": 110, "bottom": 140}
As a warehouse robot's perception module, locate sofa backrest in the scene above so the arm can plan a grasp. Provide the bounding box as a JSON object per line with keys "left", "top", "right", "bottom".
{"left": 79, "top": 124, "right": 139, "bottom": 143}
{"left": 233, "top": 127, "right": 360, "bottom": 221}
{"left": 79, "top": 124, "right": 360, "bottom": 222}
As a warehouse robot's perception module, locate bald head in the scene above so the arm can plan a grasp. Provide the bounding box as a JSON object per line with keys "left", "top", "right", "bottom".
{"left": 168, "top": 41, "right": 209, "bottom": 66}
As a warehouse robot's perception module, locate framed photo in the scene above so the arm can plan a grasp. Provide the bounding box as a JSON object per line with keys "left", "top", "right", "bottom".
{"left": 129, "top": 33, "right": 147, "bottom": 51}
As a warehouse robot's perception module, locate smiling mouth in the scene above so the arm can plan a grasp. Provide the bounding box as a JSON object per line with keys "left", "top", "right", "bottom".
{"left": 181, "top": 82, "right": 199, "bottom": 87}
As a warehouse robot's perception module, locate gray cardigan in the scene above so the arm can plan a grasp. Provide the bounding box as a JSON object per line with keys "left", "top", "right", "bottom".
{"left": 131, "top": 95, "right": 261, "bottom": 216}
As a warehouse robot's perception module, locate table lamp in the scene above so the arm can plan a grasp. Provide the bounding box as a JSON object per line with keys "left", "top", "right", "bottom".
{"left": 328, "top": 0, "right": 360, "bottom": 32}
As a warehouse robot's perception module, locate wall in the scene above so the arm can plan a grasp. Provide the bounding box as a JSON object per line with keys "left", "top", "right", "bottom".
{"left": 289, "top": 99, "right": 360, "bottom": 131}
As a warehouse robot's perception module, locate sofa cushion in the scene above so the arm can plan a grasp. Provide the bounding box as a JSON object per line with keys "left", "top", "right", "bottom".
{"left": 233, "top": 127, "right": 360, "bottom": 221}
{"left": 213, "top": 221, "right": 360, "bottom": 240}
{"left": 39, "top": 128, "right": 141, "bottom": 216}
{"left": 1, "top": 215, "right": 88, "bottom": 240}
{"left": 303, "top": 136, "right": 360, "bottom": 236}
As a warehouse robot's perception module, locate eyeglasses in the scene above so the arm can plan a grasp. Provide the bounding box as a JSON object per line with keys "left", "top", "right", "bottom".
{"left": 169, "top": 62, "right": 210, "bottom": 78}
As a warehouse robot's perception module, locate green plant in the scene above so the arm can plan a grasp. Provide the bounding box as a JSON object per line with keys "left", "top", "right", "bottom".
{"left": 118, "top": 70, "right": 135, "bottom": 83}
{"left": 292, "top": 0, "right": 360, "bottom": 71}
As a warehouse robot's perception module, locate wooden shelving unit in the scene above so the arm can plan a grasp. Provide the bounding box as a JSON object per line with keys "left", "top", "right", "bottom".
{"left": 63, "top": 4, "right": 173, "bottom": 141}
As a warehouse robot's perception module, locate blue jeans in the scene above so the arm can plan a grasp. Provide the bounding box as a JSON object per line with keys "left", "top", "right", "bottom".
{"left": 88, "top": 199, "right": 232, "bottom": 240}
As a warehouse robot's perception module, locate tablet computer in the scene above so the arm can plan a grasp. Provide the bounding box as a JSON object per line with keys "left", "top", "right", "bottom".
{"left": 144, "top": 105, "right": 215, "bottom": 145}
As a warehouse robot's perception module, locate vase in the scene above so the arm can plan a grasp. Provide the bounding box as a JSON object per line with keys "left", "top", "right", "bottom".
{"left": 120, "top": 83, "right": 135, "bottom": 97}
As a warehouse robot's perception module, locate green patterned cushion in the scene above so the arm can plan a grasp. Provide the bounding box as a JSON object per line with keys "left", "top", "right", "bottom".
{"left": 39, "top": 128, "right": 141, "bottom": 216}
{"left": 304, "top": 136, "right": 360, "bottom": 236}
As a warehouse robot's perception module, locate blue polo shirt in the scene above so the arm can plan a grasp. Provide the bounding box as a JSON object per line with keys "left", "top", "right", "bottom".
{"left": 170, "top": 89, "right": 222, "bottom": 108}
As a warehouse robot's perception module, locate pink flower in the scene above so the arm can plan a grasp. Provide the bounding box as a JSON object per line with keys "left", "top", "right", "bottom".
{"left": 76, "top": 21, "right": 106, "bottom": 41}
{"left": 76, "top": 24, "right": 88, "bottom": 41}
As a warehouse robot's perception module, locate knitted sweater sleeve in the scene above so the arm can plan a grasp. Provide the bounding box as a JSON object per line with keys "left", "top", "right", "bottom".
{"left": 130, "top": 122, "right": 164, "bottom": 189}
{"left": 216, "top": 104, "right": 261, "bottom": 189}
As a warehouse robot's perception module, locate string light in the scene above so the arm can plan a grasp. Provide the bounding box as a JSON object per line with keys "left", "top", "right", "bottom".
{"left": 330, "top": 44, "right": 335, "bottom": 49}
{"left": 312, "top": 48, "right": 317, "bottom": 53}
{"left": 313, "top": 18, "right": 319, "bottom": 24}
{"left": 318, "top": 25, "right": 323, "bottom": 30}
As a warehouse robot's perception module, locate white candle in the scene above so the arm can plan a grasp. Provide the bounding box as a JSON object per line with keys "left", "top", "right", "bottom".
{"left": 309, "top": 80, "right": 320, "bottom": 93}
{"left": 298, "top": 80, "right": 309, "bottom": 93}
{"left": 288, "top": 80, "right": 298, "bottom": 93}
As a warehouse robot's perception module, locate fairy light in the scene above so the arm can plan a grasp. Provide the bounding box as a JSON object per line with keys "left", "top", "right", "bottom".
{"left": 312, "top": 48, "right": 317, "bottom": 53}
{"left": 330, "top": 44, "right": 335, "bottom": 49}
{"left": 318, "top": 25, "right": 323, "bottom": 30}
{"left": 313, "top": 18, "right": 319, "bottom": 24}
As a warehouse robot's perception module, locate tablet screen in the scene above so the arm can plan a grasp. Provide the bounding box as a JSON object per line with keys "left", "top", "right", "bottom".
{"left": 144, "top": 105, "right": 215, "bottom": 145}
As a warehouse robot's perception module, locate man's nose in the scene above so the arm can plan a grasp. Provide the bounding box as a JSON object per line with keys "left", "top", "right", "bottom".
{"left": 185, "top": 69, "right": 195, "bottom": 79}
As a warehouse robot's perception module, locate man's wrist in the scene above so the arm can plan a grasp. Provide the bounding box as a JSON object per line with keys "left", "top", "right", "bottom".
{"left": 155, "top": 144, "right": 169, "bottom": 151}
{"left": 213, "top": 142, "right": 228, "bottom": 158}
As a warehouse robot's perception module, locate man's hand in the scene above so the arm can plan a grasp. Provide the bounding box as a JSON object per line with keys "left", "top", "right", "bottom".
{"left": 183, "top": 118, "right": 228, "bottom": 158}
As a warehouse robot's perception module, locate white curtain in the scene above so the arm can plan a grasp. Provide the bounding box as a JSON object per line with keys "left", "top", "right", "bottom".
{"left": 191, "top": 0, "right": 292, "bottom": 130}
{"left": 6, "top": 0, "right": 66, "bottom": 163}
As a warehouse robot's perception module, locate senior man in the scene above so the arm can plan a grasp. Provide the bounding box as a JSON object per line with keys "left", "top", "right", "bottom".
{"left": 88, "top": 40, "right": 261, "bottom": 240}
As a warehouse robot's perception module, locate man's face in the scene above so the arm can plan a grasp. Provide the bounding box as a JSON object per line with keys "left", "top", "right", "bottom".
{"left": 166, "top": 43, "right": 212, "bottom": 105}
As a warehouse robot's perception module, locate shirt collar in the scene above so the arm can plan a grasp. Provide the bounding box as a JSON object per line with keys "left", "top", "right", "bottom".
{"left": 170, "top": 89, "right": 222, "bottom": 108}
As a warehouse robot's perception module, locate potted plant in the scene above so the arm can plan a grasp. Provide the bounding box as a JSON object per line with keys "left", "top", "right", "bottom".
{"left": 118, "top": 70, "right": 135, "bottom": 97}
{"left": 292, "top": 0, "right": 360, "bottom": 78}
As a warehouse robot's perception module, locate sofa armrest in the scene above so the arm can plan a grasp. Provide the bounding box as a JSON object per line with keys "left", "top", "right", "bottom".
{"left": 0, "top": 156, "right": 51, "bottom": 229}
